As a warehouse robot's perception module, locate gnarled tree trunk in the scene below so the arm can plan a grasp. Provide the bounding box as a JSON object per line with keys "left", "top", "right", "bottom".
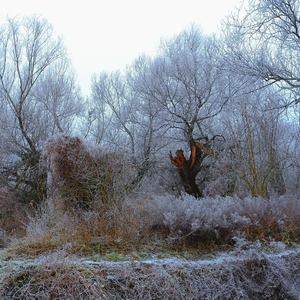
{"left": 170, "top": 141, "right": 214, "bottom": 198}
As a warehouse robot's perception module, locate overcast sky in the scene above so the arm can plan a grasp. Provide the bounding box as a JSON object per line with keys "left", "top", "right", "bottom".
{"left": 1, "top": 0, "right": 242, "bottom": 95}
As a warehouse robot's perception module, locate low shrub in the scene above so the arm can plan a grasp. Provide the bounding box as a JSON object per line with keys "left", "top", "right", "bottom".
{"left": 145, "top": 193, "right": 300, "bottom": 248}
{"left": 5, "top": 186, "right": 300, "bottom": 258}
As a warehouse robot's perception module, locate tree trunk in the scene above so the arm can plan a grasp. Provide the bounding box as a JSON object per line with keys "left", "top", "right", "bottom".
{"left": 169, "top": 148, "right": 201, "bottom": 198}
{"left": 170, "top": 141, "right": 214, "bottom": 198}
{"left": 176, "top": 157, "right": 203, "bottom": 197}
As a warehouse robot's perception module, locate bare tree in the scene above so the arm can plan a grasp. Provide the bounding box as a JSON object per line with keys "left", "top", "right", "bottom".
{"left": 147, "top": 27, "right": 228, "bottom": 197}
{"left": 0, "top": 15, "right": 83, "bottom": 203}
{"left": 219, "top": 86, "right": 287, "bottom": 197}
{"left": 89, "top": 61, "right": 169, "bottom": 188}
{"left": 32, "top": 60, "right": 83, "bottom": 135}
{"left": 93, "top": 27, "right": 231, "bottom": 196}
{"left": 91, "top": 71, "right": 136, "bottom": 152}
{"left": 223, "top": 0, "right": 300, "bottom": 107}
{"left": 88, "top": 26, "right": 238, "bottom": 197}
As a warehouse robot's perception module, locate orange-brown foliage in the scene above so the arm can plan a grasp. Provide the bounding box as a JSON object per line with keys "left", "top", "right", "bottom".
{"left": 0, "top": 187, "right": 29, "bottom": 237}
{"left": 42, "top": 135, "right": 120, "bottom": 210}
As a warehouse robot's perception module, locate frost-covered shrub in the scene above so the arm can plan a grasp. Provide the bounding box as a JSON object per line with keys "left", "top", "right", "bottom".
{"left": 145, "top": 193, "right": 300, "bottom": 245}
{"left": 146, "top": 194, "right": 246, "bottom": 241}
{"left": 42, "top": 134, "right": 129, "bottom": 211}
{"left": 138, "top": 161, "right": 183, "bottom": 196}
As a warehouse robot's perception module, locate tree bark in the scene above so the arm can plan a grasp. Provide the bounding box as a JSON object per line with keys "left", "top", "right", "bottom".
{"left": 170, "top": 141, "right": 215, "bottom": 198}
{"left": 170, "top": 147, "right": 203, "bottom": 198}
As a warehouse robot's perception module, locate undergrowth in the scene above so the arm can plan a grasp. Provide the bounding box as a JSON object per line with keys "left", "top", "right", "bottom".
{"left": 2, "top": 134, "right": 300, "bottom": 298}
{"left": 2, "top": 193, "right": 300, "bottom": 259}
{"left": 3, "top": 134, "right": 296, "bottom": 257}
{"left": 2, "top": 189, "right": 300, "bottom": 299}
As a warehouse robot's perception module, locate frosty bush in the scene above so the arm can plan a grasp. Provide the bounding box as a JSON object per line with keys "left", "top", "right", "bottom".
{"left": 145, "top": 193, "right": 300, "bottom": 246}
{"left": 42, "top": 134, "right": 129, "bottom": 211}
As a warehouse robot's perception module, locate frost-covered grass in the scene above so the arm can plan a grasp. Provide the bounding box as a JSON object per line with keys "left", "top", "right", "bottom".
{"left": 1, "top": 246, "right": 300, "bottom": 299}
{"left": 3, "top": 193, "right": 300, "bottom": 259}
{"left": 2, "top": 193, "right": 300, "bottom": 298}
{"left": 145, "top": 193, "right": 300, "bottom": 248}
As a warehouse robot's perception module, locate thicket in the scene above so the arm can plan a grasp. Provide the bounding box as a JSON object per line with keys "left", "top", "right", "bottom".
{"left": 1, "top": 134, "right": 300, "bottom": 298}
{"left": 43, "top": 134, "right": 119, "bottom": 210}
{"left": 1, "top": 134, "right": 300, "bottom": 256}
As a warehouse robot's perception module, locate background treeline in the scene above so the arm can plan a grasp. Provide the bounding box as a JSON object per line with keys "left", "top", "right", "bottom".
{"left": 1, "top": 0, "right": 300, "bottom": 223}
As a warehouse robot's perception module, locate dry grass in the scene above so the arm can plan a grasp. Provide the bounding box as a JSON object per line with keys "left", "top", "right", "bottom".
{"left": 3, "top": 193, "right": 300, "bottom": 258}
{"left": 6, "top": 196, "right": 153, "bottom": 258}
{"left": 1, "top": 247, "right": 299, "bottom": 299}
{"left": 2, "top": 190, "right": 300, "bottom": 298}
{"left": 0, "top": 187, "right": 30, "bottom": 241}
{"left": 0, "top": 251, "right": 106, "bottom": 299}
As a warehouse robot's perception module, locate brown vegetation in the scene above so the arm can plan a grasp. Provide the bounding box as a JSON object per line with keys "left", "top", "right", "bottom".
{"left": 42, "top": 134, "right": 133, "bottom": 213}
{"left": 1, "top": 247, "right": 300, "bottom": 299}
{"left": 1, "top": 134, "right": 300, "bottom": 298}
{"left": 0, "top": 188, "right": 29, "bottom": 239}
